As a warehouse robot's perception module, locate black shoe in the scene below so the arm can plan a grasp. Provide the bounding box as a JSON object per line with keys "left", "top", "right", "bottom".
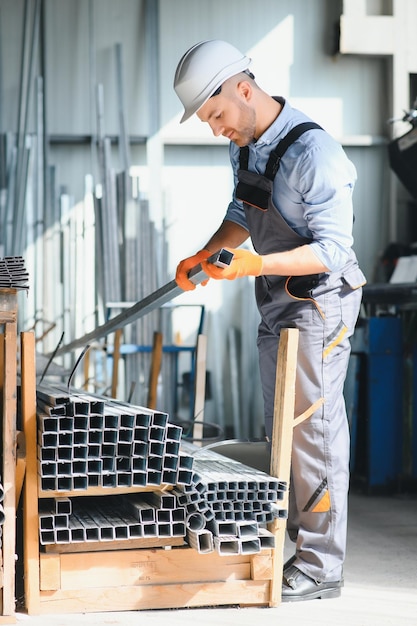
{"left": 282, "top": 565, "right": 343, "bottom": 602}
{"left": 283, "top": 554, "right": 296, "bottom": 572}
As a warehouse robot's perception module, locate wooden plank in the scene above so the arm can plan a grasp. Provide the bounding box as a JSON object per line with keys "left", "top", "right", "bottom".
{"left": 43, "top": 535, "right": 185, "bottom": 554}
{"left": 15, "top": 431, "right": 26, "bottom": 508}
{"left": 37, "top": 580, "right": 270, "bottom": 614}
{"left": 268, "top": 328, "right": 299, "bottom": 607}
{"left": 39, "top": 554, "right": 60, "bottom": 591}
{"left": 192, "top": 334, "right": 207, "bottom": 444}
{"left": 293, "top": 397, "right": 324, "bottom": 427}
{"left": 0, "top": 289, "right": 17, "bottom": 324}
{"left": 147, "top": 331, "right": 163, "bottom": 409}
{"left": 2, "top": 320, "right": 17, "bottom": 616}
{"left": 0, "top": 333, "right": 4, "bottom": 394}
{"left": 251, "top": 554, "right": 273, "bottom": 581}
{"left": 21, "top": 331, "right": 41, "bottom": 614}
{"left": 38, "top": 483, "right": 173, "bottom": 499}
{"left": 82, "top": 345, "right": 90, "bottom": 390}
{"left": 55, "top": 548, "right": 253, "bottom": 590}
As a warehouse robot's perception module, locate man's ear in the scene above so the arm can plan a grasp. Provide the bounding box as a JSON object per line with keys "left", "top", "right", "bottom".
{"left": 237, "top": 79, "right": 252, "bottom": 102}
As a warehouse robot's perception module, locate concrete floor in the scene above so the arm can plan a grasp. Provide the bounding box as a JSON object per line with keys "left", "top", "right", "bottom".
{"left": 15, "top": 491, "right": 417, "bottom": 626}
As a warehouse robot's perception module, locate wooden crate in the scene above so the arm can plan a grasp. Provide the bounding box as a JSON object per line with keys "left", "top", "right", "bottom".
{"left": 36, "top": 547, "right": 273, "bottom": 613}
{"left": 21, "top": 329, "right": 299, "bottom": 615}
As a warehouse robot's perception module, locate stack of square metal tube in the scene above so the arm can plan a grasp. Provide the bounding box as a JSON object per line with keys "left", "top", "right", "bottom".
{"left": 36, "top": 384, "right": 287, "bottom": 555}
{"left": 0, "top": 256, "right": 29, "bottom": 290}
{"left": 174, "top": 443, "right": 287, "bottom": 555}
{"left": 38, "top": 493, "right": 187, "bottom": 545}
{"left": 37, "top": 384, "right": 193, "bottom": 491}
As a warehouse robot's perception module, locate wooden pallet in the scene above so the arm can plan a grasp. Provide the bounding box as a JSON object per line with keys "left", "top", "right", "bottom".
{"left": 0, "top": 289, "right": 18, "bottom": 624}
{"left": 21, "top": 328, "right": 300, "bottom": 615}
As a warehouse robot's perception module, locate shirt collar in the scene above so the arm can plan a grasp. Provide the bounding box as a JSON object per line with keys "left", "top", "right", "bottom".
{"left": 254, "top": 97, "right": 293, "bottom": 147}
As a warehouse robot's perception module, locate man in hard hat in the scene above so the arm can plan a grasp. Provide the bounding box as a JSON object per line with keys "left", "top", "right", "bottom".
{"left": 174, "top": 39, "right": 366, "bottom": 602}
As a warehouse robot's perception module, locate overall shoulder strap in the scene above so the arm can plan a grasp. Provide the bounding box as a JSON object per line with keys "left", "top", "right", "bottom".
{"left": 265, "top": 121, "right": 323, "bottom": 180}
{"left": 239, "top": 145, "right": 249, "bottom": 170}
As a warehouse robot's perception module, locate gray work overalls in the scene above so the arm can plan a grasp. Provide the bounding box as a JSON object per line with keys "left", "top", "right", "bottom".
{"left": 236, "top": 123, "right": 365, "bottom": 582}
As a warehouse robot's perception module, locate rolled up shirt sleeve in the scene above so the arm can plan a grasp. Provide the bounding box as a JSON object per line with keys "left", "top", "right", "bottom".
{"left": 295, "top": 139, "right": 357, "bottom": 272}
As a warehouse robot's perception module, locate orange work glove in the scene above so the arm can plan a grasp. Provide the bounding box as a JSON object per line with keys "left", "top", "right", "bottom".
{"left": 201, "top": 248, "right": 263, "bottom": 281}
{"left": 175, "top": 249, "right": 211, "bottom": 291}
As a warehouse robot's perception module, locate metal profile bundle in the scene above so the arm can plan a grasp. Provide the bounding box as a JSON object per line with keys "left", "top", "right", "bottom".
{"left": 36, "top": 383, "right": 194, "bottom": 491}
{"left": 174, "top": 442, "right": 286, "bottom": 556}
{"left": 38, "top": 493, "right": 187, "bottom": 546}
{"left": 35, "top": 384, "right": 284, "bottom": 556}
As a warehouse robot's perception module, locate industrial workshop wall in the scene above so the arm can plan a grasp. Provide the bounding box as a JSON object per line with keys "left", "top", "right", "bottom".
{"left": 0, "top": 0, "right": 399, "bottom": 437}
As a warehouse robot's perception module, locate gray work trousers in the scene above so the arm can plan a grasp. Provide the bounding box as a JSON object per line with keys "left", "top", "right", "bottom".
{"left": 257, "top": 267, "right": 363, "bottom": 582}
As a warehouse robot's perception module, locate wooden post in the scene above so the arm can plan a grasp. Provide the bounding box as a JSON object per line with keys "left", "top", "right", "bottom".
{"left": 0, "top": 334, "right": 3, "bottom": 395}
{"left": 15, "top": 431, "right": 26, "bottom": 509}
{"left": 21, "top": 331, "right": 41, "bottom": 614}
{"left": 268, "top": 328, "right": 299, "bottom": 607}
{"left": 111, "top": 328, "right": 123, "bottom": 398}
{"left": 82, "top": 346, "right": 90, "bottom": 390}
{"left": 147, "top": 331, "right": 163, "bottom": 409}
{"left": 0, "top": 289, "right": 19, "bottom": 621}
{"left": 1, "top": 323, "right": 17, "bottom": 618}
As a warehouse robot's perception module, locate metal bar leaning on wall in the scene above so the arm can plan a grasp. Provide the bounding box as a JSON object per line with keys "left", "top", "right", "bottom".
{"left": 12, "top": 0, "right": 41, "bottom": 256}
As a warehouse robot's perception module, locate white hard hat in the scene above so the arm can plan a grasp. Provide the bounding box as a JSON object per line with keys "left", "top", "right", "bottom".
{"left": 174, "top": 40, "right": 251, "bottom": 123}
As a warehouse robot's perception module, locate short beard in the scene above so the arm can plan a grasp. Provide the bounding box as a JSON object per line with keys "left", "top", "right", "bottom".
{"left": 234, "top": 100, "right": 257, "bottom": 147}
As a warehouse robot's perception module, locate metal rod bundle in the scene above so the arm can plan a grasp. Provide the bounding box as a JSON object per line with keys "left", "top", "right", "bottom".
{"left": 38, "top": 493, "right": 187, "bottom": 546}
{"left": 36, "top": 383, "right": 194, "bottom": 491}
{"left": 0, "top": 256, "right": 29, "bottom": 290}
{"left": 35, "top": 383, "right": 285, "bottom": 556}
{"left": 173, "top": 442, "right": 287, "bottom": 555}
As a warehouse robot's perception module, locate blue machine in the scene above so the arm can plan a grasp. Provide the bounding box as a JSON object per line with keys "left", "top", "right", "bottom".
{"left": 349, "top": 316, "right": 403, "bottom": 491}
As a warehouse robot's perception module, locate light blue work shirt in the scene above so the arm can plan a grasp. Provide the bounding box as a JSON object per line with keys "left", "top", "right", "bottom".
{"left": 224, "top": 98, "right": 357, "bottom": 272}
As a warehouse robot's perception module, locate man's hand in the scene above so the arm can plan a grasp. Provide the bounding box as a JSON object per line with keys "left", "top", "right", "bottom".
{"left": 175, "top": 249, "right": 211, "bottom": 291}
{"left": 202, "top": 248, "right": 262, "bottom": 280}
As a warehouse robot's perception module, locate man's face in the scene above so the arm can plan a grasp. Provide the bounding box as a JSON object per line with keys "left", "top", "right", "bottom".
{"left": 197, "top": 80, "right": 256, "bottom": 147}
